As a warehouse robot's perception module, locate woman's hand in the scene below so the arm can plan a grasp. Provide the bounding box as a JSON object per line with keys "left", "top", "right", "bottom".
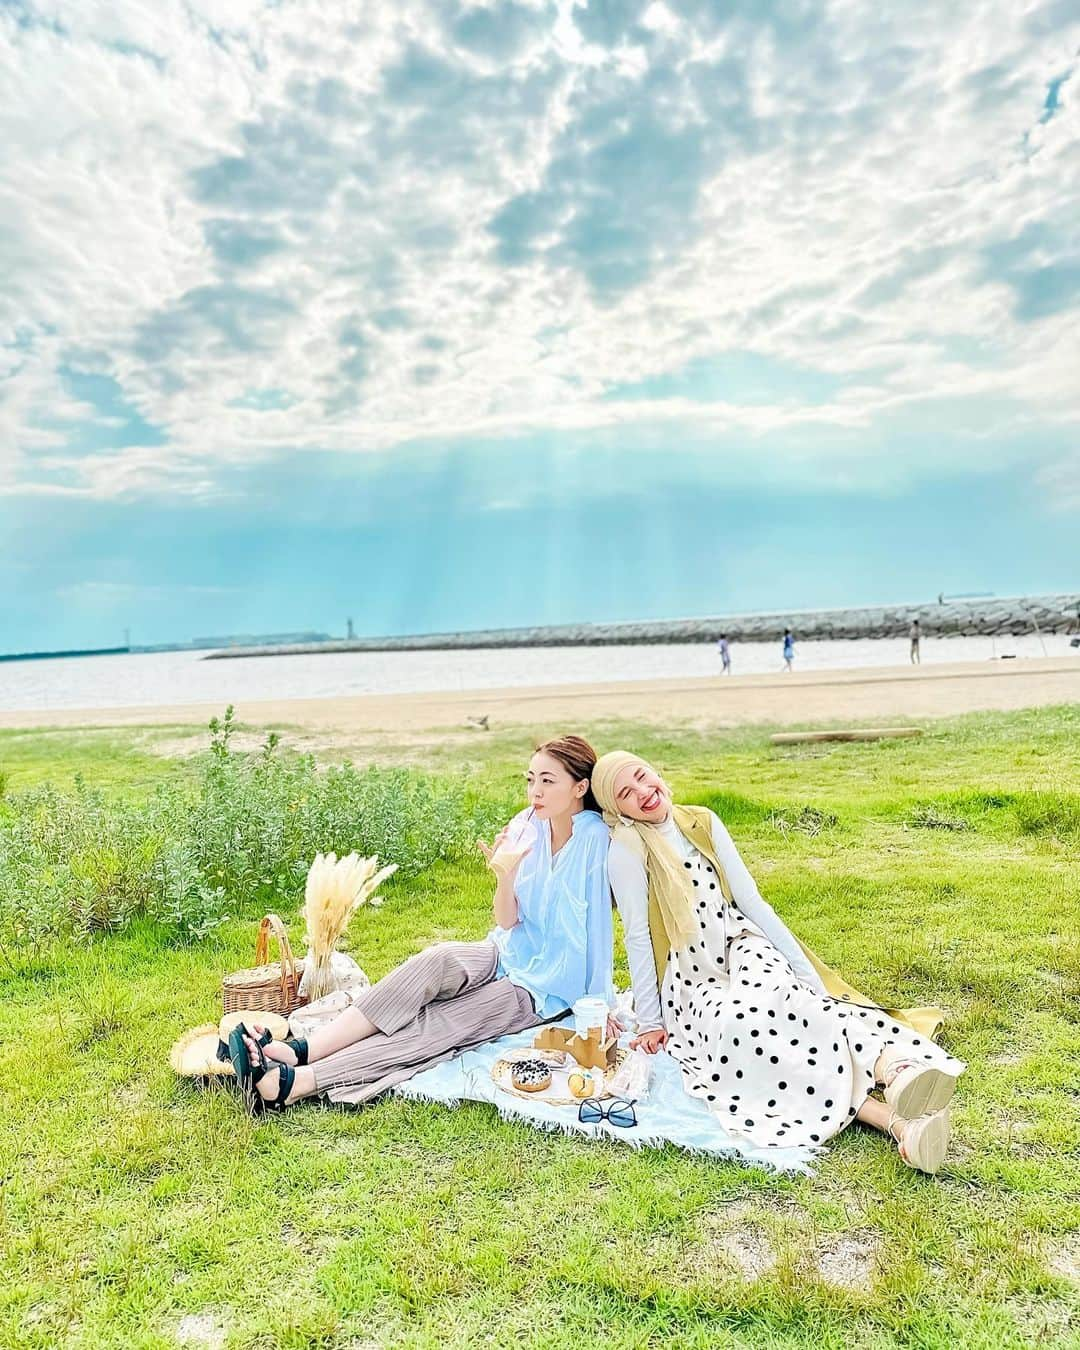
{"left": 481, "top": 827, "right": 527, "bottom": 930}
{"left": 477, "top": 827, "right": 530, "bottom": 879}
{"left": 605, "top": 1014, "right": 622, "bottom": 1042}
{"left": 630, "top": 1027, "right": 669, "bottom": 1055}
{"left": 476, "top": 826, "right": 508, "bottom": 866}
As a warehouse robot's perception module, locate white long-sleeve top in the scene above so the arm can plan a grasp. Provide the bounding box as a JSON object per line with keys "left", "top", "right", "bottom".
{"left": 609, "top": 810, "right": 824, "bottom": 1032}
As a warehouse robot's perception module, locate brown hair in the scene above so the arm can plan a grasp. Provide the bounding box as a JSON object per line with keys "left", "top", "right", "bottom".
{"left": 535, "top": 734, "right": 601, "bottom": 814}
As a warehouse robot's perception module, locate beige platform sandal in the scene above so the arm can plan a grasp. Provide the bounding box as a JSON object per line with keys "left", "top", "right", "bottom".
{"left": 889, "top": 1108, "right": 951, "bottom": 1175}
{"left": 881, "top": 1048, "right": 960, "bottom": 1120}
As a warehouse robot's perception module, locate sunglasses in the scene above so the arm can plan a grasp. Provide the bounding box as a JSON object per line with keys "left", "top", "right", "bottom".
{"left": 577, "top": 1096, "right": 637, "bottom": 1128}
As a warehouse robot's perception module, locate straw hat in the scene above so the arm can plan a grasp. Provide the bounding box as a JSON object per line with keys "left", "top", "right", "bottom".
{"left": 170, "top": 1010, "right": 290, "bottom": 1078}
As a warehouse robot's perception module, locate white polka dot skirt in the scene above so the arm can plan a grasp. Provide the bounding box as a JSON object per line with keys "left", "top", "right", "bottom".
{"left": 663, "top": 850, "right": 964, "bottom": 1149}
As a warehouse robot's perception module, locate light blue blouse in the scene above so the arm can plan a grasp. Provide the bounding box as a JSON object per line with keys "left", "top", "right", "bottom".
{"left": 488, "top": 807, "right": 614, "bottom": 1019}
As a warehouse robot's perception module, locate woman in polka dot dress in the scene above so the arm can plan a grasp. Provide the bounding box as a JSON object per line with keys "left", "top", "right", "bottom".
{"left": 591, "top": 752, "right": 965, "bottom": 1173}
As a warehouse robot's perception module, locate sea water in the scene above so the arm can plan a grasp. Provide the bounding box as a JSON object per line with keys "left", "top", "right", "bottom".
{"left": 0, "top": 633, "right": 1069, "bottom": 713}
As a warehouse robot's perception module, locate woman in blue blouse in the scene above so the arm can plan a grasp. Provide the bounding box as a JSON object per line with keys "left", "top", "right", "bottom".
{"left": 232, "top": 735, "right": 614, "bottom": 1113}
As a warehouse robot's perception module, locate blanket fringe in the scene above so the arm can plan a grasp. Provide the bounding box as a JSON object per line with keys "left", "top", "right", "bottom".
{"left": 395, "top": 1085, "right": 817, "bottom": 1174}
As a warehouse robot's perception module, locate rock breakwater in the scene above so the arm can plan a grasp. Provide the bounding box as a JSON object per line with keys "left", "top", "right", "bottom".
{"left": 205, "top": 592, "right": 1080, "bottom": 659}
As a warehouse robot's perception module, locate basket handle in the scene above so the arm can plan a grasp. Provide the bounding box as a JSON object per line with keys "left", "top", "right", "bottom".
{"left": 254, "top": 913, "right": 299, "bottom": 1001}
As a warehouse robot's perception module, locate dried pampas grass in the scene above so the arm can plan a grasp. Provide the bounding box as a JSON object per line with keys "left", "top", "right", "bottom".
{"left": 302, "top": 852, "right": 397, "bottom": 1001}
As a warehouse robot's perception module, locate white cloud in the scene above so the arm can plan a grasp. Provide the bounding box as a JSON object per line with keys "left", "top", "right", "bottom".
{"left": 0, "top": 0, "right": 1078, "bottom": 498}
{"left": 1037, "top": 451, "right": 1080, "bottom": 511}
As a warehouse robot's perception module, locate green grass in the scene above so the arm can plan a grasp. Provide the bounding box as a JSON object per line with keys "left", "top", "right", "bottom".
{"left": 0, "top": 727, "right": 196, "bottom": 796}
{"left": 2, "top": 706, "right": 1080, "bottom": 1347}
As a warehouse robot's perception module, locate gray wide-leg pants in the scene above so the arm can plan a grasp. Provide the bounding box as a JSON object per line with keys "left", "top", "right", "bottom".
{"left": 309, "top": 939, "right": 541, "bottom": 1105}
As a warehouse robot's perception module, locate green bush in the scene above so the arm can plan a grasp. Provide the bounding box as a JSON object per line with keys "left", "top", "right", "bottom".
{"left": 0, "top": 707, "right": 503, "bottom": 958}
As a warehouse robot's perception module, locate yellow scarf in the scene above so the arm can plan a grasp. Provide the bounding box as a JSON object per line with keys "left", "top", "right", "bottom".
{"left": 591, "top": 751, "right": 944, "bottom": 1039}
{"left": 591, "top": 751, "right": 701, "bottom": 958}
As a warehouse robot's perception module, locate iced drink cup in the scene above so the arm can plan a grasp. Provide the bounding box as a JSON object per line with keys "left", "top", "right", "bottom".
{"left": 487, "top": 810, "right": 537, "bottom": 878}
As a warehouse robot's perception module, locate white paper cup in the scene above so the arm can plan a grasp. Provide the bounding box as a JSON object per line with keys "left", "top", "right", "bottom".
{"left": 573, "top": 996, "right": 609, "bottom": 1037}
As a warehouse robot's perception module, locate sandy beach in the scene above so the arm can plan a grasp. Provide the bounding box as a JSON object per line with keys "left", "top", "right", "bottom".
{"left": 2, "top": 656, "right": 1076, "bottom": 745}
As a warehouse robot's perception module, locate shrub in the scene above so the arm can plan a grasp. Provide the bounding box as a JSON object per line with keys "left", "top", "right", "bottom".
{"left": 0, "top": 708, "right": 503, "bottom": 959}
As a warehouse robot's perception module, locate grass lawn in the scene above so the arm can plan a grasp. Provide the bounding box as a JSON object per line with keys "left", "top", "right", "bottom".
{"left": 2, "top": 706, "right": 1079, "bottom": 1348}
{"left": 0, "top": 726, "right": 200, "bottom": 796}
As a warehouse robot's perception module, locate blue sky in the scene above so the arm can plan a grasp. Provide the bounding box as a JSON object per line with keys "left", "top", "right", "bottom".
{"left": 1, "top": 0, "right": 1078, "bottom": 650}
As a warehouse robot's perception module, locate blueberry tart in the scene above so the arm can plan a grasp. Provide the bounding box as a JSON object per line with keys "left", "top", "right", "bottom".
{"left": 510, "top": 1057, "right": 553, "bottom": 1093}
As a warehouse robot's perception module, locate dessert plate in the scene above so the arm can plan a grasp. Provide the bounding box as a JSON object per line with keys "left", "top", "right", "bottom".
{"left": 491, "top": 1045, "right": 626, "bottom": 1105}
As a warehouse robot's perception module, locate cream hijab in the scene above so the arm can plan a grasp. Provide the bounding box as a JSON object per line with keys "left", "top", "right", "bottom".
{"left": 591, "top": 750, "right": 699, "bottom": 951}
{"left": 594, "top": 750, "right": 946, "bottom": 1038}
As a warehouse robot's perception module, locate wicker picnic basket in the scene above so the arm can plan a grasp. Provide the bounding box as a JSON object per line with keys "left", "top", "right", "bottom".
{"left": 221, "top": 913, "right": 307, "bottom": 1017}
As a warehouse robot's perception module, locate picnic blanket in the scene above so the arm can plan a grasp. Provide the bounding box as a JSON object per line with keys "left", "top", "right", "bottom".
{"left": 394, "top": 1026, "right": 819, "bottom": 1174}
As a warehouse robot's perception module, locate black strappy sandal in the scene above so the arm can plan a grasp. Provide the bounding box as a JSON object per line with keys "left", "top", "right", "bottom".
{"left": 228, "top": 1027, "right": 297, "bottom": 1115}
{"left": 217, "top": 1022, "right": 273, "bottom": 1065}
{"left": 265, "top": 1063, "right": 296, "bottom": 1112}
{"left": 228, "top": 1026, "right": 272, "bottom": 1113}
{"left": 228, "top": 1026, "right": 263, "bottom": 1083}
{"left": 246, "top": 1052, "right": 296, "bottom": 1115}
{"left": 283, "top": 1037, "right": 309, "bottom": 1065}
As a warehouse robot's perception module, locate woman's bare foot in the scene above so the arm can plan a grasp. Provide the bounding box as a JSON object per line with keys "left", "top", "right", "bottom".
{"left": 250, "top": 1026, "right": 299, "bottom": 1067}
{"left": 241, "top": 1032, "right": 313, "bottom": 1107}
{"left": 253, "top": 1062, "right": 294, "bottom": 1106}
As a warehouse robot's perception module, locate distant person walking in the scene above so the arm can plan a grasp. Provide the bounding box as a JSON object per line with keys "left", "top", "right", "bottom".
{"left": 782, "top": 628, "right": 795, "bottom": 672}
{"left": 717, "top": 633, "right": 731, "bottom": 674}
{"left": 910, "top": 618, "right": 921, "bottom": 665}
